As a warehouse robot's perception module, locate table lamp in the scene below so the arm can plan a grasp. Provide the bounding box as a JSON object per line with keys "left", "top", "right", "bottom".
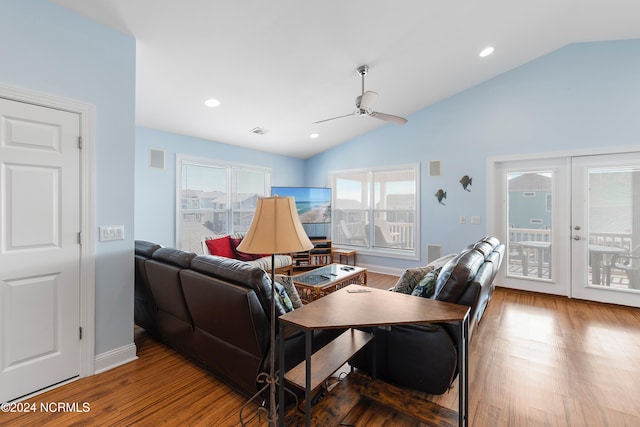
{"left": 237, "top": 196, "right": 313, "bottom": 426}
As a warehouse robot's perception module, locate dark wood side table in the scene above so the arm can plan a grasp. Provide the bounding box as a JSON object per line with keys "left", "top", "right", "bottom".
{"left": 278, "top": 285, "right": 470, "bottom": 427}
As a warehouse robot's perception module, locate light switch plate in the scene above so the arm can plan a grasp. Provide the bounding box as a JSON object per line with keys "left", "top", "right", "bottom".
{"left": 471, "top": 216, "right": 481, "bottom": 225}
{"left": 99, "top": 225, "right": 125, "bottom": 241}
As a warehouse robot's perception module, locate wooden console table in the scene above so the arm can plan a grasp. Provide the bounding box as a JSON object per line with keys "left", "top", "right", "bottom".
{"left": 278, "top": 285, "right": 470, "bottom": 427}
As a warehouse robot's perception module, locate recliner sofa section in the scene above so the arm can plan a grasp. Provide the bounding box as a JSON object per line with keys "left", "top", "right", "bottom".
{"left": 133, "top": 240, "right": 340, "bottom": 398}
{"left": 353, "top": 236, "right": 505, "bottom": 395}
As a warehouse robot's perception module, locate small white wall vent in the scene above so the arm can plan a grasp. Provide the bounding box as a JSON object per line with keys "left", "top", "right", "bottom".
{"left": 429, "top": 160, "right": 441, "bottom": 176}
{"left": 250, "top": 127, "right": 269, "bottom": 135}
{"left": 149, "top": 149, "right": 165, "bottom": 169}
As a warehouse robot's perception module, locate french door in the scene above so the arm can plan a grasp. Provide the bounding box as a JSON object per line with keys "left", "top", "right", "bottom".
{"left": 492, "top": 152, "right": 640, "bottom": 308}
{"left": 493, "top": 158, "right": 571, "bottom": 296}
{"left": 571, "top": 153, "right": 640, "bottom": 307}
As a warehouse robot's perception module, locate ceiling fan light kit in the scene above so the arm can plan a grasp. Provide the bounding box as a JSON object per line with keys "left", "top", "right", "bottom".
{"left": 313, "top": 65, "right": 408, "bottom": 125}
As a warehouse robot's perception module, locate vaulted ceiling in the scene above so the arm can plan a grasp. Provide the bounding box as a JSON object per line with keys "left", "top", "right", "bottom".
{"left": 52, "top": 0, "right": 640, "bottom": 158}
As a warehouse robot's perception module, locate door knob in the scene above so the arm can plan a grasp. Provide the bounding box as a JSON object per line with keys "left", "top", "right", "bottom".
{"left": 573, "top": 235, "right": 581, "bottom": 240}
{"left": 574, "top": 226, "right": 581, "bottom": 230}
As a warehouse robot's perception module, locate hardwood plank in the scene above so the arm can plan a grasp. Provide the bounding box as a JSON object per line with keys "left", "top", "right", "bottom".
{"left": 357, "top": 372, "right": 458, "bottom": 426}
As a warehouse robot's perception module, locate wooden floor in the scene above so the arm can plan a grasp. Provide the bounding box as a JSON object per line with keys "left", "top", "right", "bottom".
{"left": 2, "top": 272, "right": 640, "bottom": 426}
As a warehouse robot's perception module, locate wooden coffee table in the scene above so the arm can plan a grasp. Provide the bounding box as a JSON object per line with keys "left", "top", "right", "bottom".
{"left": 292, "top": 263, "right": 367, "bottom": 303}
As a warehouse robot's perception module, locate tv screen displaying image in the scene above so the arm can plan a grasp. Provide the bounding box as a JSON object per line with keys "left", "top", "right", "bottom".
{"left": 271, "top": 186, "right": 331, "bottom": 224}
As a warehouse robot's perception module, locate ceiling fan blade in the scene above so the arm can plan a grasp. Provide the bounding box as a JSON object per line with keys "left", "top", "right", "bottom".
{"left": 359, "top": 91, "right": 378, "bottom": 109}
{"left": 312, "top": 112, "right": 355, "bottom": 124}
{"left": 370, "top": 111, "right": 408, "bottom": 125}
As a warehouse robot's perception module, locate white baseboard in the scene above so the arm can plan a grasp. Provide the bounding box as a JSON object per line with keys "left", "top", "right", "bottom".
{"left": 360, "top": 263, "right": 404, "bottom": 277}
{"left": 94, "top": 343, "right": 138, "bottom": 374}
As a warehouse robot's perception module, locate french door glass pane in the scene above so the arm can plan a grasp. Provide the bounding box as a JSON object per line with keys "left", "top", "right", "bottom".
{"left": 507, "top": 171, "right": 553, "bottom": 280}
{"left": 587, "top": 166, "right": 640, "bottom": 290}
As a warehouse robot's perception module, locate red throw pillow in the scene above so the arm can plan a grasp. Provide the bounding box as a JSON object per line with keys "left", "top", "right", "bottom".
{"left": 204, "top": 236, "right": 235, "bottom": 258}
{"left": 229, "top": 237, "right": 263, "bottom": 261}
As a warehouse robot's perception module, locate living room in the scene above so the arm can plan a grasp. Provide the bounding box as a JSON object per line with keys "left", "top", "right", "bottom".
{"left": 1, "top": 0, "right": 640, "bottom": 425}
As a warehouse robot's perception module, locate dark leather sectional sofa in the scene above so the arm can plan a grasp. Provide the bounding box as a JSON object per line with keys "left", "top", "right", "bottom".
{"left": 135, "top": 236, "right": 503, "bottom": 398}
{"left": 134, "top": 240, "right": 340, "bottom": 398}
{"left": 353, "top": 236, "right": 505, "bottom": 394}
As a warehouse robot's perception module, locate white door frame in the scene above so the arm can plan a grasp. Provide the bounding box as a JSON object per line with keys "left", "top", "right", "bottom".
{"left": 0, "top": 82, "right": 95, "bottom": 380}
{"left": 488, "top": 144, "right": 640, "bottom": 299}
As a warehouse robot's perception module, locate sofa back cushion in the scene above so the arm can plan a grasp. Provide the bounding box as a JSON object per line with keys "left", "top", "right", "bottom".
{"left": 433, "top": 249, "right": 485, "bottom": 303}
{"left": 190, "top": 255, "right": 286, "bottom": 319}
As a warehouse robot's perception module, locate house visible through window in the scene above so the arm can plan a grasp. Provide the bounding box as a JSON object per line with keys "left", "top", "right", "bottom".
{"left": 177, "top": 157, "right": 270, "bottom": 252}
{"left": 331, "top": 164, "right": 419, "bottom": 259}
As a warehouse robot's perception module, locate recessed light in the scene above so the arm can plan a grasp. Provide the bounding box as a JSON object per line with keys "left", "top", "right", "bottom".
{"left": 479, "top": 46, "right": 495, "bottom": 58}
{"left": 310, "top": 133, "right": 319, "bottom": 139}
{"left": 204, "top": 98, "right": 221, "bottom": 107}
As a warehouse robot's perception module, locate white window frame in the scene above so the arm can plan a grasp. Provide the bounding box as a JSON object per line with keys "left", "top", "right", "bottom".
{"left": 329, "top": 163, "right": 420, "bottom": 260}
{"left": 176, "top": 155, "right": 271, "bottom": 251}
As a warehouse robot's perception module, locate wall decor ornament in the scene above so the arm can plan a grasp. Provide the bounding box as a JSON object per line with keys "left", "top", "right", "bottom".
{"left": 460, "top": 175, "right": 472, "bottom": 191}
{"left": 435, "top": 189, "right": 447, "bottom": 205}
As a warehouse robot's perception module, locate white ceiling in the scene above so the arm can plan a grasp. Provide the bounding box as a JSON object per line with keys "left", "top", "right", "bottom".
{"left": 51, "top": 0, "right": 640, "bottom": 159}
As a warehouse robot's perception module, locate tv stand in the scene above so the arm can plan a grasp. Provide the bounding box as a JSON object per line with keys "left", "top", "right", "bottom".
{"left": 292, "top": 238, "right": 332, "bottom": 271}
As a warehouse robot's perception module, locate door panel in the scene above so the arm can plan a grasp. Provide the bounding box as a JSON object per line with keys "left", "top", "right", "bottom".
{"left": 493, "top": 158, "right": 571, "bottom": 296}
{"left": 0, "top": 98, "right": 81, "bottom": 402}
{"left": 571, "top": 153, "right": 640, "bottom": 307}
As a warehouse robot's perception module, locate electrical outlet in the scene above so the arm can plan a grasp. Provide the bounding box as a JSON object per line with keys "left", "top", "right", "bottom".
{"left": 459, "top": 216, "right": 466, "bottom": 224}
{"left": 471, "top": 216, "right": 481, "bottom": 225}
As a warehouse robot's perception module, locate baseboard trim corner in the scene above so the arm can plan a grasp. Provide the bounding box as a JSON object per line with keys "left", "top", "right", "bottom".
{"left": 94, "top": 343, "right": 138, "bottom": 375}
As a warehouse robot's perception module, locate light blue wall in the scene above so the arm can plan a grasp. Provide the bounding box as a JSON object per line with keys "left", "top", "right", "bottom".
{"left": 135, "top": 127, "right": 306, "bottom": 248}
{"left": 306, "top": 39, "right": 640, "bottom": 270}
{"left": 0, "top": 0, "right": 136, "bottom": 355}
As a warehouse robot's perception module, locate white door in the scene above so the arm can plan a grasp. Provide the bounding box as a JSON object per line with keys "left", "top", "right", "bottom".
{"left": 571, "top": 153, "right": 640, "bottom": 307}
{"left": 0, "top": 98, "right": 81, "bottom": 402}
{"left": 493, "top": 157, "right": 571, "bottom": 296}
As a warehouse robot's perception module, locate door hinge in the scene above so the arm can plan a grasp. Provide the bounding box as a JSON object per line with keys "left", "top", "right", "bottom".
{"left": 78, "top": 232, "right": 83, "bottom": 245}
{"left": 78, "top": 136, "right": 82, "bottom": 149}
{"left": 79, "top": 327, "right": 83, "bottom": 340}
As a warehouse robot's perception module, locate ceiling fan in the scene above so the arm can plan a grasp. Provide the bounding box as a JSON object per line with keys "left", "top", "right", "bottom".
{"left": 313, "top": 65, "right": 408, "bottom": 125}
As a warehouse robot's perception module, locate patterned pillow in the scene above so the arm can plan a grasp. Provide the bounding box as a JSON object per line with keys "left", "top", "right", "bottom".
{"left": 274, "top": 282, "right": 294, "bottom": 312}
{"left": 427, "top": 253, "right": 458, "bottom": 270}
{"left": 275, "top": 274, "right": 303, "bottom": 309}
{"left": 392, "top": 266, "right": 433, "bottom": 294}
{"left": 411, "top": 270, "right": 439, "bottom": 298}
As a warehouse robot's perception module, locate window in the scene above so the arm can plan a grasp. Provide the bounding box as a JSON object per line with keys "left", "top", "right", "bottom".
{"left": 330, "top": 164, "right": 419, "bottom": 259}
{"left": 177, "top": 156, "right": 270, "bottom": 252}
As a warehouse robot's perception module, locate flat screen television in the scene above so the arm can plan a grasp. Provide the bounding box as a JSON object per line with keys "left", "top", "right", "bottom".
{"left": 271, "top": 186, "right": 331, "bottom": 224}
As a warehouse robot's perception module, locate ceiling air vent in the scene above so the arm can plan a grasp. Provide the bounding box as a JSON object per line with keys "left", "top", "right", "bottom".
{"left": 250, "top": 127, "right": 269, "bottom": 135}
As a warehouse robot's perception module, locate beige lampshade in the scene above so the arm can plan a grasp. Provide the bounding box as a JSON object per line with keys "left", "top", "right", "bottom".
{"left": 236, "top": 196, "right": 314, "bottom": 255}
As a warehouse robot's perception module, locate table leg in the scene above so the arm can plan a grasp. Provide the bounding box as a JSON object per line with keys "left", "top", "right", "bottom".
{"left": 278, "top": 323, "right": 285, "bottom": 426}
{"left": 459, "top": 313, "right": 469, "bottom": 427}
{"left": 304, "top": 330, "right": 312, "bottom": 427}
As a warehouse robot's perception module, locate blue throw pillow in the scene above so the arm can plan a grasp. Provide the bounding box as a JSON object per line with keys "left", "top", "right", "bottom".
{"left": 274, "top": 282, "right": 294, "bottom": 312}
{"left": 411, "top": 270, "right": 439, "bottom": 298}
